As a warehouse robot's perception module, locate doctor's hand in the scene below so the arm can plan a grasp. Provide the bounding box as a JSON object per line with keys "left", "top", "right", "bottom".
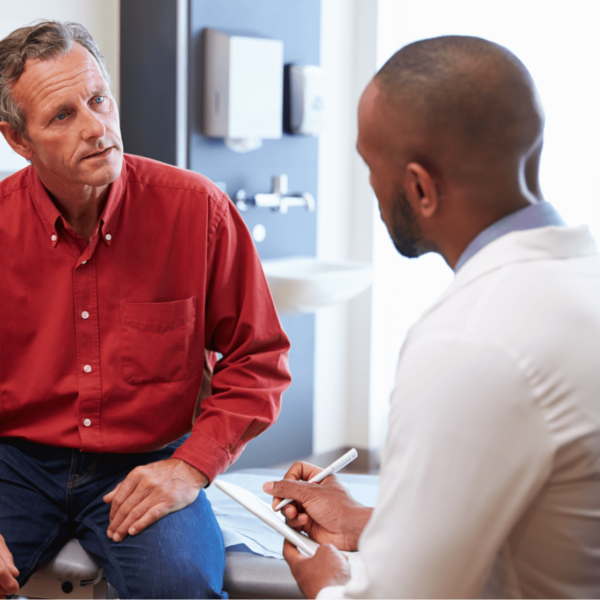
{"left": 263, "top": 461, "right": 372, "bottom": 552}
{"left": 283, "top": 540, "right": 351, "bottom": 599}
{"left": 0, "top": 534, "right": 19, "bottom": 598}
{"left": 103, "top": 458, "right": 208, "bottom": 543}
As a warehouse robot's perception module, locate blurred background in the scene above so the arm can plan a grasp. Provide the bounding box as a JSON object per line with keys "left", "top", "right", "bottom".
{"left": 2, "top": 0, "right": 599, "bottom": 471}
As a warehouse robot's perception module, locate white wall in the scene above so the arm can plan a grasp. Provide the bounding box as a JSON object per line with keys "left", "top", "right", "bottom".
{"left": 315, "top": 0, "right": 380, "bottom": 453}
{"left": 315, "top": 0, "right": 444, "bottom": 455}
{"left": 313, "top": 0, "right": 355, "bottom": 453}
{"left": 1, "top": 1, "right": 120, "bottom": 176}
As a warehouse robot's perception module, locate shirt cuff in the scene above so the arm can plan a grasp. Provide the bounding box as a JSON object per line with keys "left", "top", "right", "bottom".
{"left": 171, "top": 431, "right": 231, "bottom": 484}
{"left": 317, "top": 585, "right": 347, "bottom": 599}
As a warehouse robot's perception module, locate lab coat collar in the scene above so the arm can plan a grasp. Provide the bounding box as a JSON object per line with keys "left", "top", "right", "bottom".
{"left": 425, "top": 226, "right": 598, "bottom": 317}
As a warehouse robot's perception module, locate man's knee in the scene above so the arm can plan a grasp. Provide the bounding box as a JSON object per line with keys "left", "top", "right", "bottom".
{"left": 100, "top": 492, "right": 226, "bottom": 599}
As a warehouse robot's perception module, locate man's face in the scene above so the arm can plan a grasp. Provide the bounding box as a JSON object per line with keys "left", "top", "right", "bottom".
{"left": 10, "top": 42, "right": 123, "bottom": 192}
{"left": 356, "top": 81, "right": 424, "bottom": 258}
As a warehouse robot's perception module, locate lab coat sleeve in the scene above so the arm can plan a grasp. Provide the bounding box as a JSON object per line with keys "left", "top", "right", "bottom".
{"left": 319, "top": 334, "right": 554, "bottom": 599}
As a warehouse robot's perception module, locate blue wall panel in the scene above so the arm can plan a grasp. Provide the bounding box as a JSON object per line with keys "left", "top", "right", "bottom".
{"left": 120, "top": 0, "right": 177, "bottom": 165}
{"left": 188, "top": 0, "right": 320, "bottom": 262}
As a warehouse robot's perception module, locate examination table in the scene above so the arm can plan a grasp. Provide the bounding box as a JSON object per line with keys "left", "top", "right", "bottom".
{"left": 20, "top": 469, "right": 379, "bottom": 599}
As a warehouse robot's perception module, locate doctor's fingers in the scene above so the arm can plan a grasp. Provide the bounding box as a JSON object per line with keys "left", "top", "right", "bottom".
{"left": 264, "top": 461, "right": 333, "bottom": 512}
{"left": 284, "top": 541, "right": 351, "bottom": 599}
{"left": 282, "top": 539, "right": 305, "bottom": 567}
{"left": 283, "top": 461, "right": 324, "bottom": 483}
{"left": 264, "top": 478, "right": 320, "bottom": 510}
{"left": 283, "top": 510, "right": 312, "bottom": 529}
{"left": 267, "top": 472, "right": 348, "bottom": 504}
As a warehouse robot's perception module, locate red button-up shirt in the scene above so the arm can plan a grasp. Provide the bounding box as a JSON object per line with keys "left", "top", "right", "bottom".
{"left": 0, "top": 154, "right": 291, "bottom": 482}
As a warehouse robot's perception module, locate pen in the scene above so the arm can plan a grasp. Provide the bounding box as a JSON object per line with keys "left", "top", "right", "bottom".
{"left": 274, "top": 448, "right": 358, "bottom": 511}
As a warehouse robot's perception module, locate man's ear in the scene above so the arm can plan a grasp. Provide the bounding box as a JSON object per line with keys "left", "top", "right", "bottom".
{"left": 0, "top": 122, "right": 33, "bottom": 161}
{"left": 404, "top": 162, "right": 439, "bottom": 218}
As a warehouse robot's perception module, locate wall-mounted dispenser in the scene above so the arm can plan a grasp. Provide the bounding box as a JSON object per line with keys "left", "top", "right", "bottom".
{"left": 203, "top": 28, "right": 284, "bottom": 152}
{"left": 284, "top": 65, "right": 325, "bottom": 136}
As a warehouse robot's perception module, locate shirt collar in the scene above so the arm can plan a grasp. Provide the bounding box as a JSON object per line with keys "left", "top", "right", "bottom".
{"left": 454, "top": 201, "right": 565, "bottom": 272}
{"left": 28, "top": 160, "right": 127, "bottom": 248}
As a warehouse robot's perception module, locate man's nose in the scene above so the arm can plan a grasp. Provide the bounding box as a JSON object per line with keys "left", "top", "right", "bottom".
{"left": 80, "top": 108, "right": 106, "bottom": 140}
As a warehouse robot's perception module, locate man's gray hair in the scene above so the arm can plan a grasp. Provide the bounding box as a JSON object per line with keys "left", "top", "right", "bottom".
{"left": 0, "top": 20, "right": 110, "bottom": 137}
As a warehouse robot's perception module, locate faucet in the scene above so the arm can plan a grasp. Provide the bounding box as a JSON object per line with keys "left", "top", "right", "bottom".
{"left": 235, "top": 175, "right": 315, "bottom": 214}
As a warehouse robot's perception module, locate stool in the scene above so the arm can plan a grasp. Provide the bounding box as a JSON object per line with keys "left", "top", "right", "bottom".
{"left": 19, "top": 539, "right": 115, "bottom": 599}
{"left": 224, "top": 550, "right": 302, "bottom": 599}
{"left": 19, "top": 539, "right": 300, "bottom": 599}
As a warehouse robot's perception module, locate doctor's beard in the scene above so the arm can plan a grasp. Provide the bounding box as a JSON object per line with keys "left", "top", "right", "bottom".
{"left": 389, "top": 188, "right": 423, "bottom": 258}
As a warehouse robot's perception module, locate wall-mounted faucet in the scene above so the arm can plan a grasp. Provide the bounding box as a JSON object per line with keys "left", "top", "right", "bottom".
{"left": 235, "top": 175, "right": 315, "bottom": 214}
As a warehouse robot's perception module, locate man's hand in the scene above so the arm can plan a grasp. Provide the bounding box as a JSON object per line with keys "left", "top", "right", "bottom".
{"left": 0, "top": 535, "right": 19, "bottom": 599}
{"left": 103, "top": 458, "right": 208, "bottom": 543}
{"left": 283, "top": 540, "right": 351, "bottom": 599}
{"left": 262, "top": 461, "right": 372, "bottom": 552}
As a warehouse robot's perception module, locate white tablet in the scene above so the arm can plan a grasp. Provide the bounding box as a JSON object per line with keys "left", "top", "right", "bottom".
{"left": 214, "top": 479, "right": 320, "bottom": 556}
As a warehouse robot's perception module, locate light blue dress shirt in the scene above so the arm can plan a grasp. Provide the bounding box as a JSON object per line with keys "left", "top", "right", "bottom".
{"left": 454, "top": 202, "right": 565, "bottom": 272}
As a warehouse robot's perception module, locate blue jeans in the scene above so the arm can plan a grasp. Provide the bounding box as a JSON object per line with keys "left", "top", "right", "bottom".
{"left": 0, "top": 437, "right": 227, "bottom": 599}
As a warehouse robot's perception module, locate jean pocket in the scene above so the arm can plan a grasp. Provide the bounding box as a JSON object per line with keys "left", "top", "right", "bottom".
{"left": 121, "top": 297, "right": 197, "bottom": 384}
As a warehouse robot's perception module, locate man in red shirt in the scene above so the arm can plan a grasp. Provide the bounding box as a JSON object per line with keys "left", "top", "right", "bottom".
{"left": 0, "top": 20, "right": 291, "bottom": 599}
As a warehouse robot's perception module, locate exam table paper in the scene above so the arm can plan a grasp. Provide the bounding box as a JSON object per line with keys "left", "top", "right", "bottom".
{"left": 206, "top": 469, "right": 379, "bottom": 559}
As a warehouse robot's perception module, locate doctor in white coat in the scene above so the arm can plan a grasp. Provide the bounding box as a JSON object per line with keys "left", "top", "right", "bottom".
{"left": 263, "top": 35, "right": 600, "bottom": 598}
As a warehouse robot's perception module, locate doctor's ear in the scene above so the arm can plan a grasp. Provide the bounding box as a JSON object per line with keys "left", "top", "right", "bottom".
{"left": 404, "top": 162, "right": 439, "bottom": 218}
{"left": 0, "top": 122, "right": 33, "bottom": 161}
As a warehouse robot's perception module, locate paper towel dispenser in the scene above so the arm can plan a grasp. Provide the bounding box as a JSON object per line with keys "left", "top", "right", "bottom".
{"left": 283, "top": 64, "right": 325, "bottom": 136}
{"left": 202, "top": 28, "right": 284, "bottom": 150}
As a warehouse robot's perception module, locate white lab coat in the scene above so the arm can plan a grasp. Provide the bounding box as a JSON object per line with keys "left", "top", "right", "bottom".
{"left": 319, "top": 226, "right": 600, "bottom": 599}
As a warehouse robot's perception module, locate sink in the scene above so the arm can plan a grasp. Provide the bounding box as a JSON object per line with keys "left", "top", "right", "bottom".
{"left": 261, "top": 256, "right": 372, "bottom": 315}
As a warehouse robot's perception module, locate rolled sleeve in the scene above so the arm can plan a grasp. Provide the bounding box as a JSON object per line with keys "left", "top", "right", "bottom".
{"left": 173, "top": 196, "right": 291, "bottom": 482}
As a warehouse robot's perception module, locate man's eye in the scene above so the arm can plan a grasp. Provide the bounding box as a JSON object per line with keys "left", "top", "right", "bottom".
{"left": 94, "top": 96, "right": 105, "bottom": 104}
{"left": 56, "top": 112, "right": 67, "bottom": 121}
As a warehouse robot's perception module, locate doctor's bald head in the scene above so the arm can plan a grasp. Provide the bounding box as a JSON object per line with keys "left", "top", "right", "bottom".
{"left": 357, "top": 35, "right": 546, "bottom": 267}
{"left": 375, "top": 35, "right": 544, "bottom": 180}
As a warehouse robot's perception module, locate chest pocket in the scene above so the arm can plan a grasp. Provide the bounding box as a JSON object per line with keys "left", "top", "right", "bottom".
{"left": 121, "top": 297, "right": 197, "bottom": 384}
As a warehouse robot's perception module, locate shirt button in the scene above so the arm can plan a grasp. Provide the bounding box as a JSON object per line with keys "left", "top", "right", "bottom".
{"left": 83, "top": 365, "right": 92, "bottom": 373}
{"left": 81, "top": 311, "right": 90, "bottom": 319}
{"left": 51, "top": 234, "right": 57, "bottom": 242}
{"left": 83, "top": 418, "right": 92, "bottom": 427}
{"left": 105, "top": 233, "right": 112, "bottom": 241}
{"left": 81, "top": 260, "right": 87, "bottom": 265}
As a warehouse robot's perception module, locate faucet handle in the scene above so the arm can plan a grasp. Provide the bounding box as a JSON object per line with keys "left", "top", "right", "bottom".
{"left": 234, "top": 189, "right": 251, "bottom": 211}
{"left": 272, "top": 174, "right": 288, "bottom": 196}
